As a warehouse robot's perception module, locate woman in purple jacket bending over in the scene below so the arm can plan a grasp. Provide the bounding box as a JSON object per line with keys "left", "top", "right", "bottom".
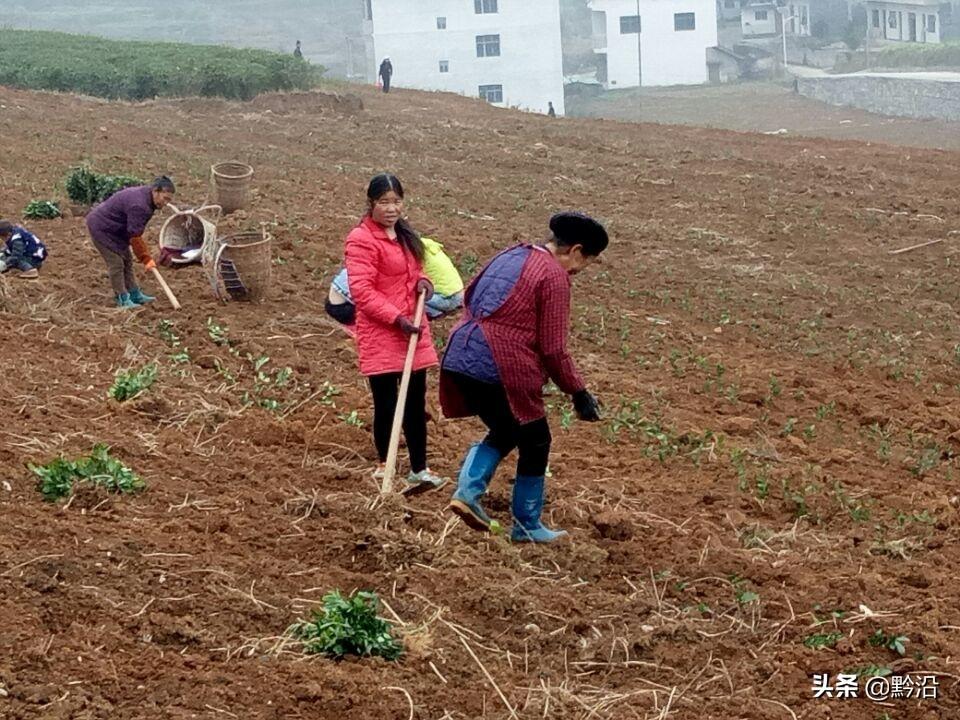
{"left": 86, "top": 176, "right": 175, "bottom": 308}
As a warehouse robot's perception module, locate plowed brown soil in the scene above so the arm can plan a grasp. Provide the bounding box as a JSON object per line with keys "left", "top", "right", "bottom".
{"left": 1, "top": 83, "right": 959, "bottom": 720}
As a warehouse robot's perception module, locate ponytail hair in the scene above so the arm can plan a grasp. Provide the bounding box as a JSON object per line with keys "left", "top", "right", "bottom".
{"left": 394, "top": 217, "right": 424, "bottom": 263}
{"left": 366, "top": 173, "right": 424, "bottom": 263}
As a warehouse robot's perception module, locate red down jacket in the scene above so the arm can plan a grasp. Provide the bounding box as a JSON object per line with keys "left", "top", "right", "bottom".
{"left": 344, "top": 216, "right": 438, "bottom": 377}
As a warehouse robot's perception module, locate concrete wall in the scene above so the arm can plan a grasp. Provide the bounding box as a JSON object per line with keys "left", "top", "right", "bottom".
{"left": 367, "top": 0, "right": 564, "bottom": 115}
{"left": 591, "top": 0, "right": 718, "bottom": 87}
{"left": 797, "top": 73, "right": 960, "bottom": 120}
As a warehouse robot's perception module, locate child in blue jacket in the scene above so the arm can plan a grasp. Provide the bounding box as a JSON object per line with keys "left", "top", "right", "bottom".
{"left": 0, "top": 220, "right": 48, "bottom": 279}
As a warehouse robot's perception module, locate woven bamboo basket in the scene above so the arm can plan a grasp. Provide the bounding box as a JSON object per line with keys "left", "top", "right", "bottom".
{"left": 202, "top": 230, "right": 272, "bottom": 303}
{"left": 159, "top": 204, "right": 220, "bottom": 260}
{"left": 210, "top": 162, "right": 254, "bottom": 214}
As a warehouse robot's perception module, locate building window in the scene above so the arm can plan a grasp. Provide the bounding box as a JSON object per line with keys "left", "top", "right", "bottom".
{"left": 754, "top": 9, "right": 768, "bottom": 20}
{"left": 872, "top": 9, "right": 880, "bottom": 27}
{"left": 674, "top": 12, "right": 696, "bottom": 30}
{"left": 476, "top": 34, "right": 501, "bottom": 57}
{"left": 927, "top": 14, "right": 936, "bottom": 32}
{"left": 364, "top": 0, "right": 372, "bottom": 21}
{"left": 439, "top": 60, "right": 449, "bottom": 73}
{"left": 619, "top": 15, "right": 641, "bottom": 33}
{"left": 475, "top": 0, "right": 498, "bottom": 13}
{"left": 889, "top": 12, "right": 897, "bottom": 28}
{"left": 437, "top": 16, "right": 447, "bottom": 29}
{"left": 479, "top": 84, "right": 503, "bottom": 103}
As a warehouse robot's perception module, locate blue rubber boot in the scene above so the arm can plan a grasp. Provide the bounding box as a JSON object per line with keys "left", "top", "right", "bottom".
{"left": 128, "top": 287, "right": 155, "bottom": 305}
{"left": 511, "top": 474, "right": 567, "bottom": 543}
{"left": 448, "top": 443, "right": 501, "bottom": 532}
{"left": 115, "top": 293, "right": 137, "bottom": 308}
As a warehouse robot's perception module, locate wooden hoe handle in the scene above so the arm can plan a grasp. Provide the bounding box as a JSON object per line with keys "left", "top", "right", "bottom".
{"left": 380, "top": 290, "right": 427, "bottom": 494}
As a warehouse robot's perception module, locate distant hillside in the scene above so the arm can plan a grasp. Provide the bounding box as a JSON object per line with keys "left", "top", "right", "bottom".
{"left": 0, "top": 29, "right": 322, "bottom": 100}
{"left": 0, "top": 0, "right": 364, "bottom": 77}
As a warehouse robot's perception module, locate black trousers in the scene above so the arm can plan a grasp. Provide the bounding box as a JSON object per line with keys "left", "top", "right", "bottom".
{"left": 382, "top": 75, "right": 391, "bottom": 93}
{"left": 448, "top": 372, "right": 551, "bottom": 477}
{"left": 369, "top": 370, "right": 427, "bottom": 473}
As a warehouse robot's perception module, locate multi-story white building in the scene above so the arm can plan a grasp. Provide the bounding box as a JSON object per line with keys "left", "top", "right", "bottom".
{"left": 589, "top": 0, "right": 719, "bottom": 88}
{"left": 361, "top": 0, "right": 564, "bottom": 115}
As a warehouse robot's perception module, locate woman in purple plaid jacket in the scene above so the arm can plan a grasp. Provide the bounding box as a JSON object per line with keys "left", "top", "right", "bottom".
{"left": 439, "top": 212, "right": 608, "bottom": 543}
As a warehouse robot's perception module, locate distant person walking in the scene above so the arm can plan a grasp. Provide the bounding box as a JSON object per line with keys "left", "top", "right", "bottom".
{"left": 294, "top": 40, "right": 303, "bottom": 59}
{"left": 379, "top": 57, "right": 393, "bottom": 93}
{"left": 547, "top": 101, "right": 556, "bottom": 117}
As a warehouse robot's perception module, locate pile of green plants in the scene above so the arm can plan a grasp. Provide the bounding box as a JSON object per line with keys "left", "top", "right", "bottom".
{"left": 0, "top": 29, "right": 323, "bottom": 101}
{"left": 65, "top": 166, "right": 142, "bottom": 206}
{"left": 874, "top": 41, "right": 960, "bottom": 69}
{"left": 30, "top": 444, "right": 145, "bottom": 501}
{"left": 23, "top": 200, "right": 61, "bottom": 219}
{"left": 292, "top": 590, "right": 403, "bottom": 661}
{"left": 109, "top": 363, "right": 158, "bottom": 402}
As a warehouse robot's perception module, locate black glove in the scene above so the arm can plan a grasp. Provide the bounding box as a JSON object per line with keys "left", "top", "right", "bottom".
{"left": 396, "top": 316, "right": 420, "bottom": 335}
{"left": 573, "top": 389, "right": 601, "bottom": 422}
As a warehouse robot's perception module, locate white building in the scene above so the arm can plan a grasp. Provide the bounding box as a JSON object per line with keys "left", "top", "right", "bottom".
{"left": 741, "top": 1, "right": 779, "bottom": 35}
{"left": 361, "top": 0, "right": 564, "bottom": 115}
{"left": 719, "top": 0, "right": 746, "bottom": 22}
{"left": 865, "top": 0, "right": 945, "bottom": 42}
{"left": 589, "top": 0, "right": 719, "bottom": 88}
{"left": 742, "top": 0, "right": 812, "bottom": 37}
{"left": 785, "top": 1, "right": 813, "bottom": 35}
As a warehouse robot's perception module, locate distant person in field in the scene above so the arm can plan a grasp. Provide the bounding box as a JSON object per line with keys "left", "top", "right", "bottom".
{"left": 548, "top": 101, "right": 556, "bottom": 117}
{"left": 294, "top": 40, "right": 303, "bottom": 59}
{"left": 86, "top": 176, "right": 175, "bottom": 308}
{"left": 441, "top": 212, "right": 607, "bottom": 543}
{"left": 0, "top": 220, "right": 47, "bottom": 279}
{"left": 379, "top": 57, "right": 393, "bottom": 93}
{"left": 343, "top": 173, "right": 447, "bottom": 492}
{"left": 325, "top": 236, "right": 464, "bottom": 331}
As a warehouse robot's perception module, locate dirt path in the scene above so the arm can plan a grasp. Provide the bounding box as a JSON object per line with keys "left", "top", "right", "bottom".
{"left": 568, "top": 81, "right": 960, "bottom": 150}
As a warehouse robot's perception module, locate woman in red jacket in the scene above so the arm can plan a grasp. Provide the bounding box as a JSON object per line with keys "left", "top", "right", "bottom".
{"left": 344, "top": 174, "right": 446, "bottom": 492}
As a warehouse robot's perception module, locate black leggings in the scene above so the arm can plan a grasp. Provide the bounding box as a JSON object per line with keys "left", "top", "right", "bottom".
{"left": 448, "top": 372, "right": 551, "bottom": 477}
{"left": 369, "top": 370, "right": 427, "bottom": 473}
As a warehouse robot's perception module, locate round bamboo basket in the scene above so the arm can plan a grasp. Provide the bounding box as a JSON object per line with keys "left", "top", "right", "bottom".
{"left": 203, "top": 230, "right": 272, "bottom": 303}
{"left": 210, "top": 162, "right": 254, "bottom": 214}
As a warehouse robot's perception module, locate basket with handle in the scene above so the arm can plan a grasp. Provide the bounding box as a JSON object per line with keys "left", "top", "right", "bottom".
{"left": 159, "top": 203, "right": 221, "bottom": 256}
{"left": 210, "top": 162, "right": 254, "bottom": 215}
{"left": 202, "top": 229, "right": 273, "bottom": 303}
